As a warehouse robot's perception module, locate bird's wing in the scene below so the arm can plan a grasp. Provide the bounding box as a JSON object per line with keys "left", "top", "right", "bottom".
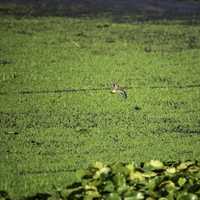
{"left": 119, "top": 90, "right": 127, "bottom": 99}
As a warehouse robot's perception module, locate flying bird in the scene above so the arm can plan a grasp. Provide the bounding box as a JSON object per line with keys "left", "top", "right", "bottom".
{"left": 111, "top": 83, "right": 127, "bottom": 99}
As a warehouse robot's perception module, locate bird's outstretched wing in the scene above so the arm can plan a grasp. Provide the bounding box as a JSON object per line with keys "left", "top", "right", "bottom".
{"left": 118, "top": 90, "right": 127, "bottom": 99}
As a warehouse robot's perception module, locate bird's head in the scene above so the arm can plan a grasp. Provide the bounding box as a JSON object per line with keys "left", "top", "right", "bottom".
{"left": 111, "top": 83, "right": 119, "bottom": 93}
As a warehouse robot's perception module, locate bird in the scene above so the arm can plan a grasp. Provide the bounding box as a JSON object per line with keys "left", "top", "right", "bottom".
{"left": 111, "top": 83, "right": 127, "bottom": 99}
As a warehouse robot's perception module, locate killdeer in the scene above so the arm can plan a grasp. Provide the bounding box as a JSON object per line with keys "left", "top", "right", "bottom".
{"left": 111, "top": 83, "right": 127, "bottom": 99}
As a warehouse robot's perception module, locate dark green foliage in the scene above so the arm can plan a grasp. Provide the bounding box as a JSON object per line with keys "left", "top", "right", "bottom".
{"left": 56, "top": 160, "right": 200, "bottom": 199}
{"left": 0, "top": 191, "right": 11, "bottom": 200}
{"left": 1, "top": 160, "right": 200, "bottom": 200}
{"left": 22, "top": 193, "right": 51, "bottom": 200}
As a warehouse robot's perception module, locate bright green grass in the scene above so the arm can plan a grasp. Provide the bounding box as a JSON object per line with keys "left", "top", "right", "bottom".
{"left": 0, "top": 15, "right": 200, "bottom": 198}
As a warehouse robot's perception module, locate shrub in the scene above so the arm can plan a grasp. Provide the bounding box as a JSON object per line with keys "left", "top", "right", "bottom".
{"left": 1, "top": 160, "right": 199, "bottom": 200}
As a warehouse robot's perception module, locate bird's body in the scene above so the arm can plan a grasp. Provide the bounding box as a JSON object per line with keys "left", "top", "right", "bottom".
{"left": 111, "top": 83, "right": 127, "bottom": 99}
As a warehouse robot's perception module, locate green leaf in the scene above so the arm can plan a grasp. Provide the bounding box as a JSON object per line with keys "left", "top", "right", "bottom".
{"left": 147, "top": 179, "right": 158, "bottom": 191}
{"left": 113, "top": 163, "right": 129, "bottom": 176}
{"left": 159, "top": 180, "right": 176, "bottom": 193}
{"left": 188, "top": 184, "right": 200, "bottom": 193}
{"left": 103, "top": 181, "right": 115, "bottom": 193}
{"left": 166, "top": 167, "right": 176, "bottom": 174}
{"left": 60, "top": 187, "right": 84, "bottom": 199}
{"left": 93, "top": 161, "right": 104, "bottom": 170}
{"left": 76, "top": 169, "right": 86, "bottom": 181}
{"left": 177, "top": 161, "right": 194, "bottom": 171}
{"left": 136, "top": 192, "right": 145, "bottom": 200}
{"left": 93, "top": 166, "right": 110, "bottom": 179}
{"left": 178, "top": 177, "right": 187, "bottom": 187}
{"left": 143, "top": 171, "right": 157, "bottom": 178}
{"left": 124, "top": 189, "right": 138, "bottom": 198}
{"left": 149, "top": 160, "right": 164, "bottom": 169}
{"left": 126, "top": 163, "right": 136, "bottom": 173}
{"left": 129, "top": 171, "right": 145, "bottom": 181}
{"left": 85, "top": 190, "right": 101, "bottom": 199}
{"left": 106, "top": 193, "right": 121, "bottom": 200}
{"left": 113, "top": 173, "right": 126, "bottom": 187}
{"left": 188, "top": 165, "right": 200, "bottom": 173}
{"left": 145, "top": 198, "right": 155, "bottom": 200}
{"left": 177, "top": 193, "right": 198, "bottom": 200}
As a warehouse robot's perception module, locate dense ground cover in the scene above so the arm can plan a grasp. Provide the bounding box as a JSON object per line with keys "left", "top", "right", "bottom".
{"left": 1, "top": 160, "right": 200, "bottom": 200}
{"left": 0, "top": 14, "right": 200, "bottom": 198}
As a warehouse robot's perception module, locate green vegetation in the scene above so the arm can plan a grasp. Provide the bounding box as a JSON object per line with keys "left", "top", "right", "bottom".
{"left": 1, "top": 160, "right": 199, "bottom": 199}
{"left": 0, "top": 13, "right": 200, "bottom": 198}
{"left": 57, "top": 160, "right": 200, "bottom": 199}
